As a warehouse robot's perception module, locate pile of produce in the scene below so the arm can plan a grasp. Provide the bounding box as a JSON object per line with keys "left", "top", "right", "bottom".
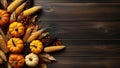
{"left": 0, "top": 0, "right": 65, "bottom": 68}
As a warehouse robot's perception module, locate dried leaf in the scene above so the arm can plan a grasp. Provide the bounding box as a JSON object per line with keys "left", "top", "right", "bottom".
{"left": 0, "top": 0, "right": 8, "bottom": 9}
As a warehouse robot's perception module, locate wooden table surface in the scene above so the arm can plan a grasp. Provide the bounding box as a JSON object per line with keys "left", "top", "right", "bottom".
{"left": 34, "top": 0, "right": 120, "bottom": 68}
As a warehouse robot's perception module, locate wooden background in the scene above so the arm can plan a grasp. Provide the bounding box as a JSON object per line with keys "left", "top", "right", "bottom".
{"left": 34, "top": 0, "right": 120, "bottom": 68}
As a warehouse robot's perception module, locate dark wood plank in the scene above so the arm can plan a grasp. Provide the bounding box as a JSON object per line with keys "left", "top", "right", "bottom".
{"left": 52, "top": 40, "right": 120, "bottom": 57}
{"left": 35, "top": 3, "right": 120, "bottom": 21}
{"left": 47, "top": 57, "right": 120, "bottom": 68}
{"left": 41, "top": 21, "right": 120, "bottom": 40}
{"left": 33, "top": 1, "right": 120, "bottom": 68}
{"left": 35, "top": 0, "right": 120, "bottom": 3}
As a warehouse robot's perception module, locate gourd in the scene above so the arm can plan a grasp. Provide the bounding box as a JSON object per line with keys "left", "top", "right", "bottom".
{"left": 25, "top": 53, "right": 39, "bottom": 67}
{"left": 9, "top": 54, "right": 25, "bottom": 68}
{"left": 0, "top": 9, "right": 9, "bottom": 26}
{"left": 30, "top": 40, "right": 43, "bottom": 54}
{"left": 9, "top": 22, "right": 25, "bottom": 37}
{"left": 7, "top": 38, "right": 24, "bottom": 53}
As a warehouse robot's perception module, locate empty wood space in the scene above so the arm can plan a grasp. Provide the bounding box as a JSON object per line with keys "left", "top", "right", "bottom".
{"left": 34, "top": 0, "right": 120, "bottom": 68}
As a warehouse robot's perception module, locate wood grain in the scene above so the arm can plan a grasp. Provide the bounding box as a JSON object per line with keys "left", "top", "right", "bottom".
{"left": 34, "top": 0, "right": 120, "bottom": 68}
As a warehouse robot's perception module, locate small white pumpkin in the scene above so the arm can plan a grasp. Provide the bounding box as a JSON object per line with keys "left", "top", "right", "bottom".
{"left": 25, "top": 53, "right": 39, "bottom": 67}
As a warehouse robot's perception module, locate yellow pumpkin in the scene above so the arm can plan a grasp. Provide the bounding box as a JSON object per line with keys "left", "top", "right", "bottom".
{"left": 30, "top": 40, "right": 43, "bottom": 54}
{"left": 9, "top": 54, "right": 25, "bottom": 68}
{"left": 0, "top": 9, "right": 9, "bottom": 26}
{"left": 9, "top": 22, "right": 25, "bottom": 37}
{"left": 7, "top": 38, "right": 24, "bottom": 53}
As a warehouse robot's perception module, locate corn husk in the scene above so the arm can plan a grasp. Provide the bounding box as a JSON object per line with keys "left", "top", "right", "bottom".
{"left": 0, "top": 35, "right": 8, "bottom": 53}
{"left": 0, "top": 0, "right": 8, "bottom": 9}
{"left": 0, "top": 57, "right": 3, "bottom": 64}
{"left": 41, "top": 63, "right": 47, "bottom": 68}
{"left": 10, "top": 11, "right": 16, "bottom": 23}
{"left": 0, "top": 50, "right": 7, "bottom": 62}
{"left": 39, "top": 53, "right": 56, "bottom": 62}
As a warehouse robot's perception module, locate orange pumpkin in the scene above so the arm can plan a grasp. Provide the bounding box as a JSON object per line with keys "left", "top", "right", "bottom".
{"left": 9, "top": 22, "right": 25, "bottom": 37}
{"left": 9, "top": 54, "right": 25, "bottom": 68}
{"left": 0, "top": 9, "right": 9, "bottom": 26}
{"left": 7, "top": 38, "right": 24, "bottom": 53}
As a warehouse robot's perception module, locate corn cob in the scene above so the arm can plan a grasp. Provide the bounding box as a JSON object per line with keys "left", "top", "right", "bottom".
{"left": 7, "top": 0, "right": 24, "bottom": 13}
{"left": 15, "top": 2, "right": 26, "bottom": 16}
{"left": 0, "top": 35, "right": 8, "bottom": 53}
{"left": 0, "top": 50, "right": 7, "bottom": 62}
{"left": 23, "top": 27, "right": 33, "bottom": 42}
{"left": 22, "top": 6, "right": 42, "bottom": 17}
{"left": 27, "top": 28, "right": 46, "bottom": 43}
{"left": 44, "top": 46, "right": 65, "bottom": 53}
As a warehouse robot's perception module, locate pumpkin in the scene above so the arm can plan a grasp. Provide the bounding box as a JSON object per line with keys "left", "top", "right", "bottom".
{"left": 0, "top": 9, "right": 9, "bottom": 26}
{"left": 30, "top": 40, "right": 43, "bottom": 54}
{"left": 9, "top": 54, "right": 25, "bottom": 68}
{"left": 7, "top": 38, "right": 24, "bottom": 53}
{"left": 25, "top": 53, "right": 39, "bottom": 67}
{"left": 9, "top": 22, "right": 25, "bottom": 37}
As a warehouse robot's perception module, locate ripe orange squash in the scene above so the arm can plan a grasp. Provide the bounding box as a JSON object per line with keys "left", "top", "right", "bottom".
{"left": 9, "top": 22, "right": 25, "bottom": 37}
{"left": 7, "top": 38, "right": 24, "bottom": 53}
{"left": 9, "top": 54, "right": 25, "bottom": 68}
{"left": 0, "top": 9, "right": 9, "bottom": 26}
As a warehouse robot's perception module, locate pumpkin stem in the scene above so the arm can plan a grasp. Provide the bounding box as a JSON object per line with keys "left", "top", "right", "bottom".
{"left": 13, "top": 61, "right": 17, "bottom": 65}
{"left": 12, "top": 39, "right": 16, "bottom": 47}
{"left": 29, "top": 58, "right": 32, "bottom": 61}
{"left": 15, "top": 28, "right": 18, "bottom": 31}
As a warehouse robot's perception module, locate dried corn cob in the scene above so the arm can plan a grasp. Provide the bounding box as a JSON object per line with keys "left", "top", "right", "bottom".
{"left": 22, "top": 6, "right": 42, "bottom": 17}
{"left": 23, "top": 27, "right": 33, "bottom": 42}
{"left": 27, "top": 28, "right": 46, "bottom": 43}
{"left": 7, "top": 0, "right": 24, "bottom": 12}
{"left": 44, "top": 46, "right": 65, "bottom": 53}
{"left": 17, "top": 6, "right": 42, "bottom": 21}
{"left": 15, "top": 2, "right": 26, "bottom": 16}
{"left": 0, "top": 50, "right": 7, "bottom": 62}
